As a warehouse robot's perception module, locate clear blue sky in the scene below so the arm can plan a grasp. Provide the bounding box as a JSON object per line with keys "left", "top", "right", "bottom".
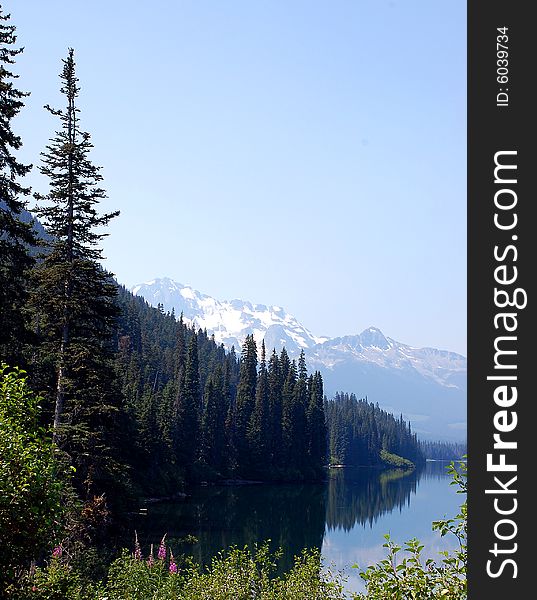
{"left": 9, "top": 0, "right": 467, "bottom": 355}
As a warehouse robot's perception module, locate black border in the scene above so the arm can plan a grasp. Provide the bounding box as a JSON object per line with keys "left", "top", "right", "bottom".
{"left": 468, "top": 2, "right": 532, "bottom": 596}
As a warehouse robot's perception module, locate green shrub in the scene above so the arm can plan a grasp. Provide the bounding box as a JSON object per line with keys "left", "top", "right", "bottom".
{"left": 0, "top": 365, "right": 67, "bottom": 591}
{"left": 20, "top": 542, "right": 348, "bottom": 599}
{"left": 16, "top": 557, "right": 105, "bottom": 600}
{"left": 105, "top": 542, "right": 348, "bottom": 600}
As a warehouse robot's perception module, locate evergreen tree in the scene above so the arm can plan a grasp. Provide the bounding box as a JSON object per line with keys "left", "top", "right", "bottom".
{"left": 267, "top": 349, "right": 282, "bottom": 468}
{"left": 247, "top": 340, "right": 269, "bottom": 476}
{"left": 324, "top": 392, "right": 424, "bottom": 467}
{"left": 223, "top": 351, "right": 238, "bottom": 473}
{"left": 174, "top": 312, "right": 187, "bottom": 383}
{"left": 232, "top": 334, "right": 257, "bottom": 474}
{"left": 307, "top": 371, "right": 327, "bottom": 474}
{"left": 200, "top": 365, "right": 226, "bottom": 474}
{"left": 0, "top": 7, "right": 35, "bottom": 365}
{"left": 281, "top": 358, "right": 297, "bottom": 474}
{"left": 31, "top": 49, "right": 124, "bottom": 500}
{"left": 174, "top": 332, "right": 200, "bottom": 475}
{"left": 113, "top": 286, "right": 336, "bottom": 487}
{"left": 290, "top": 350, "right": 309, "bottom": 472}
{"left": 136, "top": 387, "right": 160, "bottom": 461}
{"left": 279, "top": 346, "right": 290, "bottom": 383}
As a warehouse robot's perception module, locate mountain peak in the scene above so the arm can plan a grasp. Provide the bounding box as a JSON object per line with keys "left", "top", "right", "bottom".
{"left": 131, "top": 278, "right": 321, "bottom": 354}
{"left": 359, "top": 327, "right": 390, "bottom": 350}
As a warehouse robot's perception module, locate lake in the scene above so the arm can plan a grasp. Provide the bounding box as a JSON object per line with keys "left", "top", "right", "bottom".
{"left": 131, "top": 461, "right": 463, "bottom": 596}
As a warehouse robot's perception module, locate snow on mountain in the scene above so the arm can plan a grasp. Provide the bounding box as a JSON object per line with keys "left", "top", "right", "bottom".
{"left": 306, "top": 328, "right": 467, "bottom": 441}
{"left": 131, "top": 278, "right": 466, "bottom": 440}
{"left": 310, "top": 327, "right": 466, "bottom": 388}
{"left": 131, "top": 277, "right": 328, "bottom": 354}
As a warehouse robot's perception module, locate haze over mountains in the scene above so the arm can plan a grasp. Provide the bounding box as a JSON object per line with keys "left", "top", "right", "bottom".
{"left": 132, "top": 278, "right": 467, "bottom": 441}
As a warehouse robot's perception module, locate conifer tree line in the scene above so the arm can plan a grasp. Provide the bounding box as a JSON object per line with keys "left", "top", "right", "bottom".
{"left": 325, "top": 392, "right": 424, "bottom": 466}
{"left": 419, "top": 440, "right": 467, "bottom": 461}
{"left": 1, "top": 5, "right": 422, "bottom": 512}
{"left": 115, "top": 294, "right": 328, "bottom": 491}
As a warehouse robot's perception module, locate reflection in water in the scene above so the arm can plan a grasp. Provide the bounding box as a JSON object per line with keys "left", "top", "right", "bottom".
{"left": 326, "top": 466, "right": 422, "bottom": 532}
{"left": 322, "top": 461, "right": 463, "bottom": 595}
{"left": 132, "top": 461, "right": 457, "bottom": 582}
{"left": 133, "top": 483, "right": 327, "bottom": 572}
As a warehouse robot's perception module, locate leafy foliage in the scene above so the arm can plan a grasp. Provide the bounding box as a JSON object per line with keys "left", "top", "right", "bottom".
{"left": 22, "top": 542, "right": 348, "bottom": 600}
{"left": 0, "top": 365, "right": 66, "bottom": 591}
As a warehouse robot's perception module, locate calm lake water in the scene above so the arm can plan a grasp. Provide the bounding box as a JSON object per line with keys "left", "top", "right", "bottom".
{"left": 132, "top": 461, "right": 463, "bottom": 596}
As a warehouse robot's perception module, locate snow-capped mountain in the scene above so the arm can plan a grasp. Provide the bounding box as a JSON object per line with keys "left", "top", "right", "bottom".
{"left": 310, "top": 329, "right": 466, "bottom": 389}
{"left": 131, "top": 278, "right": 466, "bottom": 441}
{"left": 307, "top": 331, "right": 466, "bottom": 442}
{"left": 131, "top": 277, "right": 328, "bottom": 354}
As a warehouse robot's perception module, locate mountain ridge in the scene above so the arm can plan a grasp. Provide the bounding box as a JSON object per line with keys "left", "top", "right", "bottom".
{"left": 131, "top": 277, "right": 466, "bottom": 441}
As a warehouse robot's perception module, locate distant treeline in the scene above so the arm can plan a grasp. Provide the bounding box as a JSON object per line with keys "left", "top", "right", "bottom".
{"left": 420, "top": 440, "right": 467, "bottom": 461}
{"left": 115, "top": 291, "right": 423, "bottom": 493}
{"left": 325, "top": 392, "right": 424, "bottom": 467}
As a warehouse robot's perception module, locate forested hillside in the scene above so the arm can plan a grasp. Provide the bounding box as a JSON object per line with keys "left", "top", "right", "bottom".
{"left": 1, "top": 8, "right": 424, "bottom": 592}
{"left": 325, "top": 392, "right": 423, "bottom": 467}
{"left": 112, "top": 289, "right": 424, "bottom": 494}
{"left": 114, "top": 286, "right": 329, "bottom": 490}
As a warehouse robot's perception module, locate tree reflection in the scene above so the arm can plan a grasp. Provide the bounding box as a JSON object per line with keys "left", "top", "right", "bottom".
{"left": 131, "top": 463, "right": 441, "bottom": 572}
{"left": 325, "top": 466, "right": 422, "bottom": 532}
{"left": 133, "top": 482, "right": 327, "bottom": 572}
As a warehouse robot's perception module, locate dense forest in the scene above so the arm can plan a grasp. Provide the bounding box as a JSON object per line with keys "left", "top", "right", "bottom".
{"left": 325, "top": 392, "right": 423, "bottom": 467}
{"left": 1, "top": 6, "right": 435, "bottom": 595}
{"left": 114, "top": 290, "right": 329, "bottom": 489}
{"left": 113, "top": 290, "right": 424, "bottom": 496}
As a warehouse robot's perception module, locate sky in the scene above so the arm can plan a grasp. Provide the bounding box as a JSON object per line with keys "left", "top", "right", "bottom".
{"left": 9, "top": 0, "right": 467, "bottom": 355}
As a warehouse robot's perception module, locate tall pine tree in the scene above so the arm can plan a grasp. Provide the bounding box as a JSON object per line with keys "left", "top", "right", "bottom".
{"left": 31, "top": 49, "right": 124, "bottom": 501}
{"left": 267, "top": 349, "right": 282, "bottom": 469}
{"left": 0, "top": 6, "right": 35, "bottom": 365}
{"left": 173, "top": 332, "right": 200, "bottom": 477}
{"left": 290, "top": 350, "right": 309, "bottom": 473}
{"left": 306, "top": 371, "right": 327, "bottom": 475}
{"left": 200, "top": 365, "right": 226, "bottom": 474}
{"left": 232, "top": 334, "right": 257, "bottom": 475}
{"left": 247, "top": 340, "right": 269, "bottom": 476}
{"left": 281, "top": 358, "right": 297, "bottom": 475}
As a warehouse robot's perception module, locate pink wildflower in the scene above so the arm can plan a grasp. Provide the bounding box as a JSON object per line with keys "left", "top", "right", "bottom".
{"left": 134, "top": 531, "right": 142, "bottom": 560}
{"left": 169, "top": 550, "right": 178, "bottom": 574}
{"left": 157, "top": 534, "right": 167, "bottom": 560}
{"left": 52, "top": 545, "right": 62, "bottom": 558}
{"left": 147, "top": 544, "right": 154, "bottom": 567}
